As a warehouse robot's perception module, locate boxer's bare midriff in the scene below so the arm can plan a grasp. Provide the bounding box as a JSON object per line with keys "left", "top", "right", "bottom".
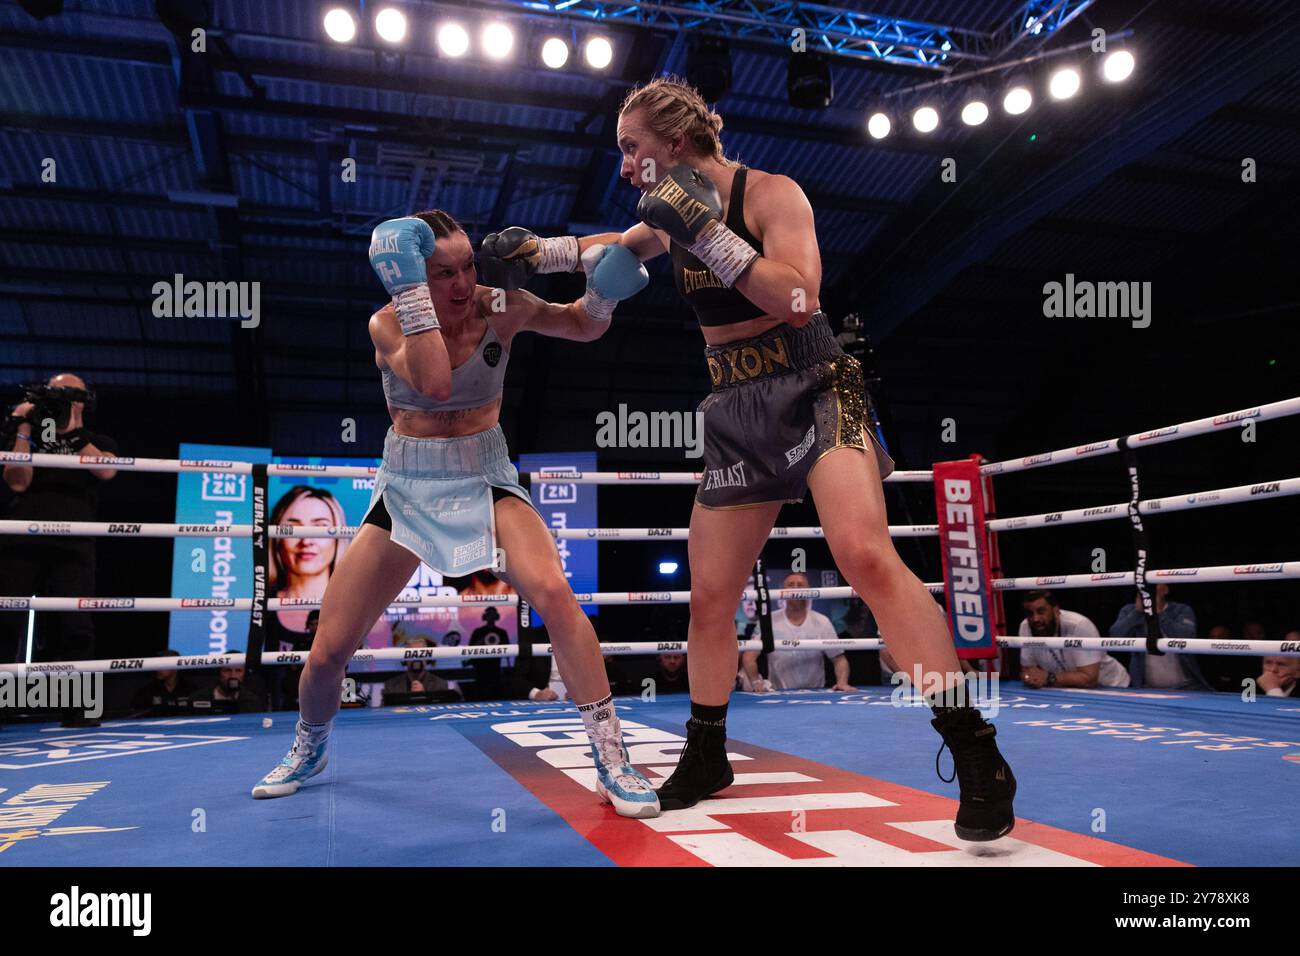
{"left": 700, "top": 314, "right": 787, "bottom": 346}
{"left": 389, "top": 399, "right": 501, "bottom": 439}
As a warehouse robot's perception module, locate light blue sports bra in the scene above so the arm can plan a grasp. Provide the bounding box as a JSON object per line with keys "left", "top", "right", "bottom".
{"left": 381, "top": 319, "right": 509, "bottom": 413}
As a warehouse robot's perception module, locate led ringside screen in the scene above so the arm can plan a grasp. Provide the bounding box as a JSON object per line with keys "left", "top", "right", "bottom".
{"left": 167, "top": 443, "right": 532, "bottom": 664}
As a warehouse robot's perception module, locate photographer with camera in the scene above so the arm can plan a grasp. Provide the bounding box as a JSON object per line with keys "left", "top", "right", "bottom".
{"left": 1, "top": 373, "right": 119, "bottom": 678}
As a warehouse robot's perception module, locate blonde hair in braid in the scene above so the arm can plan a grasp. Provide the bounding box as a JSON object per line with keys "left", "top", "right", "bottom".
{"left": 619, "top": 76, "right": 735, "bottom": 166}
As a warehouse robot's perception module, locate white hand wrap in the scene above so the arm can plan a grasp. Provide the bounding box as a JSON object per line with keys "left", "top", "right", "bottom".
{"left": 689, "top": 221, "right": 759, "bottom": 287}
{"left": 537, "top": 235, "right": 580, "bottom": 274}
{"left": 392, "top": 284, "right": 441, "bottom": 336}
{"left": 582, "top": 287, "right": 617, "bottom": 323}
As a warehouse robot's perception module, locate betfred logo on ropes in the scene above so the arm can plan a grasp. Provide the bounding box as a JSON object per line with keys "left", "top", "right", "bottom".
{"left": 1136, "top": 425, "right": 1178, "bottom": 441}
{"left": 617, "top": 472, "right": 661, "bottom": 479}
{"left": 81, "top": 455, "right": 131, "bottom": 465}
{"left": 1090, "top": 572, "right": 1128, "bottom": 582}
{"left": 628, "top": 592, "right": 673, "bottom": 602}
{"left": 181, "top": 459, "right": 233, "bottom": 469}
{"left": 78, "top": 598, "right": 135, "bottom": 610}
{"left": 179, "top": 598, "right": 234, "bottom": 608}
{"left": 1075, "top": 442, "right": 1111, "bottom": 456}
{"left": 1022, "top": 453, "right": 1053, "bottom": 467}
{"left": 1035, "top": 576, "right": 1067, "bottom": 585}
{"left": 1213, "top": 408, "right": 1260, "bottom": 426}
{"left": 1233, "top": 564, "right": 1284, "bottom": 575}
{"left": 0, "top": 598, "right": 31, "bottom": 610}
{"left": 276, "top": 464, "right": 327, "bottom": 473}
{"left": 461, "top": 593, "right": 513, "bottom": 604}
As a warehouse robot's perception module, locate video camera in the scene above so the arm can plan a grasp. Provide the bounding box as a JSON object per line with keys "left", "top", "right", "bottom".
{"left": 2, "top": 382, "right": 97, "bottom": 448}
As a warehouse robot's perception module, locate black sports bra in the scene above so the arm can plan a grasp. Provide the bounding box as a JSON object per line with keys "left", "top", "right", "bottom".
{"left": 669, "top": 167, "right": 767, "bottom": 328}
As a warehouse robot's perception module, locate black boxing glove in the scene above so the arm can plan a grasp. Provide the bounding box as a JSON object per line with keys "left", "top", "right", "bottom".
{"left": 480, "top": 227, "right": 579, "bottom": 290}
{"left": 637, "top": 165, "right": 757, "bottom": 287}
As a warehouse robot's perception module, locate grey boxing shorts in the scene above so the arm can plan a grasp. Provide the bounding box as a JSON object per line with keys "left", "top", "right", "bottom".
{"left": 696, "top": 312, "right": 894, "bottom": 509}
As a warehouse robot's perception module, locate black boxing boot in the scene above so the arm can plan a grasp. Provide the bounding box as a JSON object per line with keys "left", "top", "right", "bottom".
{"left": 931, "top": 705, "right": 1017, "bottom": 841}
{"left": 656, "top": 704, "right": 734, "bottom": 811}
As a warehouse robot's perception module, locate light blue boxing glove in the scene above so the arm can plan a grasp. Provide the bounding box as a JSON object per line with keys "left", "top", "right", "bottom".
{"left": 580, "top": 243, "right": 649, "bottom": 322}
{"left": 369, "top": 217, "right": 441, "bottom": 335}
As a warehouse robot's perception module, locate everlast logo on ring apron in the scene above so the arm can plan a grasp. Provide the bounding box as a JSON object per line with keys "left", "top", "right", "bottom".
{"left": 706, "top": 336, "right": 791, "bottom": 386}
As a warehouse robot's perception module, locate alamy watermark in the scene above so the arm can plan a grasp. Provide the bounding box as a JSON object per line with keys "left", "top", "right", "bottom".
{"left": 889, "top": 666, "right": 1001, "bottom": 717}
{"left": 1042, "top": 274, "right": 1151, "bottom": 328}
{"left": 595, "top": 404, "right": 704, "bottom": 459}
{"left": 0, "top": 671, "right": 103, "bottom": 719}
{"left": 151, "top": 273, "right": 261, "bottom": 328}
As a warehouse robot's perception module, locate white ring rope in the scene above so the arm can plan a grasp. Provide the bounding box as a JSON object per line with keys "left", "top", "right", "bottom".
{"left": 980, "top": 396, "right": 1300, "bottom": 475}
{"left": 5, "top": 397, "right": 1297, "bottom": 678}
{"left": 2, "top": 396, "right": 1295, "bottom": 482}
{"left": 0, "top": 520, "right": 940, "bottom": 540}
{"left": 3, "top": 468, "right": 1294, "bottom": 541}
{"left": 5, "top": 563, "right": 1298, "bottom": 613}
{"left": 3, "top": 635, "right": 1295, "bottom": 677}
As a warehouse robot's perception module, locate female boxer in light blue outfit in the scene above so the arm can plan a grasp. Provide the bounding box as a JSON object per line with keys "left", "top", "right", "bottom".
{"left": 252, "top": 210, "right": 660, "bottom": 818}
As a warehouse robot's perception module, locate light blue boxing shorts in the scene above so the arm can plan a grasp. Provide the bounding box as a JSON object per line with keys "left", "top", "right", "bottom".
{"left": 364, "top": 425, "right": 538, "bottom": 576}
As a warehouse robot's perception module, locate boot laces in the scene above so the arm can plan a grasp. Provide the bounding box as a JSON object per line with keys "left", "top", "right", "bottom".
{"left": 935, "top": 729, "right": 995, "bottom": 798}
{"left": 595, "top": 737, "right": 653, "bottom": 794}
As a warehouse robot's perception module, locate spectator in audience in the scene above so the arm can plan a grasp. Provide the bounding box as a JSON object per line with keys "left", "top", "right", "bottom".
{"left": 1109, "top": 585, "right": 1210, "bottom": 690}
{"left": 739, "top": 573, "right": 854, "bottom": 691}
{"left": 384, "top": 636, "right": 453, "bottom": 698}
{"left": 212, "top": 664, "right": 244, "bottom": 704}
{"left": 132, "top": 650, "right": 198, "bottom": 713}
{"left": 511, "top": 646, "right": 567, "bottom": 702}
{"left": 1258, "top": 639, "right": 1300, "bottom": 698}
{"left": 1019, "top": 590, "right": 1129, "bottom": 689}
{"left": 1243, "top": 621, "right": 1267, "bottom": 644}
{"left": 2, "top": 375, "right": 117, "bottom": 727}
{"left": 209, "top": 662, "right": 268, "bottom": 712}
{"left": 654, "top": 652, "right": 690, "bottom": 695}
{"left": 1208, "top": 624, "right": 1234, "bottom": 642}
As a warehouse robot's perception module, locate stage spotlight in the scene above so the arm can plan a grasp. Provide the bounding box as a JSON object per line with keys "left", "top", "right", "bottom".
{"left": 1102, "top": 49, "right": 1135, "bottom": 83}
{"left": 1049, "top": 65, "right": 1081, "bottom": 100}
{"left": 584, "top": 35, "right": 613, "bottom": 69}
{"left": 912, "top": 105, "right": 939, "bottom": 133}
{"left": 960, "top": 95, "right": 989, "bottom": 126}
{"left": 437, "top": 21, "right": 470, "bottom": 57}
{"left": 1003, "top": 80, "right": 1032, "bottom": 115}
{"left": 787, "top": 52, "right": 833, "bottom": 109}
{"left": 866, "top": 111, "right": 891, "bottom": 139}
{"left": 374, "top": 7, "right": 406, "bottom": 44}
{"left": 541, "top": 37, "right": 570, "bottom": 69}
{"left": 323, "top": 7, "right": 357, "bottom": 44}
{"left": 482, "top": 22, "right": 514, "bottom": 59}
